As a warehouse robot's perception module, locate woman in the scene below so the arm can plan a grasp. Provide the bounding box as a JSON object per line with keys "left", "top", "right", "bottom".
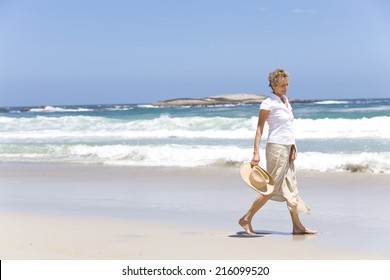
{"left": 239, "top": 68, "right": 316, "bottom": 235}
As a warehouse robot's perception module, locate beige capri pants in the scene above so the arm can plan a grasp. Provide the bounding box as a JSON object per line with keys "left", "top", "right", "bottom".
{"left": 266, "top": 143, "right": 311, "bottom": 213}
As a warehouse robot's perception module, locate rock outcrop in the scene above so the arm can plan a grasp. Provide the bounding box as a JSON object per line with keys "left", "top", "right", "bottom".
{"left": 152, "top": 94, "right": 267, "bottom": 106}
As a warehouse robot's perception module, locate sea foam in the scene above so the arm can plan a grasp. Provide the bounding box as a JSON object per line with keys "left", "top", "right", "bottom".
{"left": 1, "top": 143, "right": 389, "bottom": 173}
{"left": 0, "top": 115, "right": 389, "bottom": 141}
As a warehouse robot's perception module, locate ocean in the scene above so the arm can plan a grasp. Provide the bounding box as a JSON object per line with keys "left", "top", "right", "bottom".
{"left": 0, "top": 98, "right": 389, "bottom": 173}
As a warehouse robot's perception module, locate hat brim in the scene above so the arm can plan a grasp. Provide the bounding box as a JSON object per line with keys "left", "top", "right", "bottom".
{"left": 240, "top": 162, "right": 275, "bottom": 195}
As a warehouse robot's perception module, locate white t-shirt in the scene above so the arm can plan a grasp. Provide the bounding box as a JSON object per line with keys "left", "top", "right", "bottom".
{"left": 260, "top": 94, "right": 295, "bottom": 145}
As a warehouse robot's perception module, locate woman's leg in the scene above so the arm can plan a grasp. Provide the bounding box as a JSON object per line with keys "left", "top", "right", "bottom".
{"left": 239, "top": 194, "right": 272, "bottom": 235}
{"left": 289, "top": 211, "right": 317, "bottom": 234}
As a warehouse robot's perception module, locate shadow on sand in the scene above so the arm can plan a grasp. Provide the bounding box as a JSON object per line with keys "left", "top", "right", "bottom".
{"left": 229, "top": 230, "right": 291, "bottom": 238}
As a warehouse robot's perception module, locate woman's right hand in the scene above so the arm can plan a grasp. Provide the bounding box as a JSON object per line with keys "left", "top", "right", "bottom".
{"left": 250, "top": 153, "right": 260, "bottom": 167}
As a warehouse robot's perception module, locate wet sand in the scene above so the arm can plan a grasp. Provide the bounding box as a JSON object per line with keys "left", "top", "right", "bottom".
{"left": 1, "top": 163, "right": 389, "bottom": 259}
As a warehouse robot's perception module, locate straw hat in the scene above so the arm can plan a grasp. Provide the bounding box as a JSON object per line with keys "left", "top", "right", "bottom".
{"left": 240, "top": 162, "right": 275, "bottom": 195}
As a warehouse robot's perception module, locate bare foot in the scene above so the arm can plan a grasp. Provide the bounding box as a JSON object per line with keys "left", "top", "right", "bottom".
{"left": 238, "top": 217, "right": 256, "bottom": 235}
{"left": 293, "top": 227, "right": 317, "bottom": 235}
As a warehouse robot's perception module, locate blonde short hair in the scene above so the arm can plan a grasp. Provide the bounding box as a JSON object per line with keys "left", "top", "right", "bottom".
{"left": 268, "top": 68, "right": 289, "bottom": 88}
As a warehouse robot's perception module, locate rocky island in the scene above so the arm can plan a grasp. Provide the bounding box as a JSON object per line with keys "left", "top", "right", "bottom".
{"left": 152, "top": 94, "right": 268, "bottom": 107}
{"left": 152, "top": 93, "right": 316, "bottom": 107}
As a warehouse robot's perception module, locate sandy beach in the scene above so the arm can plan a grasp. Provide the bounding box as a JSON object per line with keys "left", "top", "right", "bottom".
{"left": 1, "top": 163, "right": 389, "bottom": 260}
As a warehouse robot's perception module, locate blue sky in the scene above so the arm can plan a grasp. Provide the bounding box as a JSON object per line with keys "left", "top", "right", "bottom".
{"left": 1, "top": 0, "right": 389, "bottom": 106}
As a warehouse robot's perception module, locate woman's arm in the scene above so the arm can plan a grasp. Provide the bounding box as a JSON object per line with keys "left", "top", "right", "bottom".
{"left": 289, "top": 145, "right": 297, "bottom": 163}
{"left": 251, "top": 109, "right": 269, "bottom": 167}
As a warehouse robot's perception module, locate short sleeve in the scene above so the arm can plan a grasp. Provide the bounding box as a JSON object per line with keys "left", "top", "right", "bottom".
{"left": 260, "top": 97, "right": 272, "bottom": 111}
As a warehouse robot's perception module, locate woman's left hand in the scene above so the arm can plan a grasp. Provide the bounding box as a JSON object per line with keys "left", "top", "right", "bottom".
{"left": 289, "top": 145, "right": 297, "bottom": 163}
